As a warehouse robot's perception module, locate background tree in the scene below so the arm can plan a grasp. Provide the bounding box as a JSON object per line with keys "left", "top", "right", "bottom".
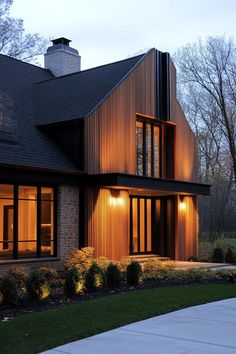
{"left": 0, "top": 0, "right": 48, "bottom": 63}
{"left": 174, "top": 36, "right": 236, "bottom": 241}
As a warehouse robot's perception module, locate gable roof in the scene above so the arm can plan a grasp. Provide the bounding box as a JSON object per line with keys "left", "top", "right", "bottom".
{"left": 35, "top": 53, "right": 146, "bottom": 125}
{"left": 0, "top": 51, "right": 148, "bottom": 172}
{"left": 0, "top": 54, "right": 81, "bottom": 172}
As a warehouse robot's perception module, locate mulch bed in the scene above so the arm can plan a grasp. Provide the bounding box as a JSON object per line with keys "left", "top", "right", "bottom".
{"left": 0, "top": 278, "right": 233, "bottom": 321}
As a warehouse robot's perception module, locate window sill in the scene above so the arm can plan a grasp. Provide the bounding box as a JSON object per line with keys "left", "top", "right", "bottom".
{"left": 0, "top": 257, "right": 60, "bottom": 265}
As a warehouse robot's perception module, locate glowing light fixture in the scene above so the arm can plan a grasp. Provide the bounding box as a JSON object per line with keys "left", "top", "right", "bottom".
{"left": 109, "top": 190, "right": 124, "bottom": 206}
{"left": 179, "top": 195, "right": 187, "bottom": 211}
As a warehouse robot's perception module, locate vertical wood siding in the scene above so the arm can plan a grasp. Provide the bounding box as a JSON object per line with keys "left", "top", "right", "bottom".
{"left": 84, "top": 50, "right": 199, "bottom": 261}
{"left": 85, "top": 188, "right": 129, "bottom": 260}
{"left": 85, "top": 50, "right": 156, "bottom": 174}
{"left": 172, "top": 101, "right": 198, "bottom": 183}
{"left": 175, "top": 195, "right": 198, "bottom": 260}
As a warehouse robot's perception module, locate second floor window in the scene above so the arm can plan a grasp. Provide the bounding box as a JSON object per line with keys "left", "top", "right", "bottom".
{"left": 136, "top": 117, "right": 160, "bottom": 177}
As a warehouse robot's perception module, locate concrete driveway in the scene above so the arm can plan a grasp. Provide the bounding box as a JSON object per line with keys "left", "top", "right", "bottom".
{"left": 43, "top": 298, "right": 236, "bottom": 354}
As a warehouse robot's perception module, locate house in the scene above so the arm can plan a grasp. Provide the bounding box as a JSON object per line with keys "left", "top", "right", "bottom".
{"left": 0, "top": 38, "right": 210, "bottom": 273}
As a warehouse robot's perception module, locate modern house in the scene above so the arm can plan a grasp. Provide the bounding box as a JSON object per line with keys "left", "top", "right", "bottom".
{"left": 0, "top": 38, "right": 210, "bottom": 273}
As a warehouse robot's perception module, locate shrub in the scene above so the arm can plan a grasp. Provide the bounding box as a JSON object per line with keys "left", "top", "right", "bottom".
{"left": 119, "top": 256, "right": 132, "bottom": 272}
{"left": 225, "top": 248, "right": 234, "bottom": 264}
{"left": 64, "top": 266, "right": 84, "bottom": 297}
{"left": 212, "top": 247, "right": 224, "bottom": 263}
{"left": 143, "top": 259, "right": 162, "bottom": 277}
{"left": 37, "top": 267, "right": 59, "bottom": 285}
{"left": 126, "top": 261, "right": 142, "bottom": 286}
{"left": 64, "top": 247, "right": 94, "bottom": 274}
{"left": 96, "top": 256, "right": 110, "bottom": 271}
{"left": 85, "top": 262, "right": 105, "bottom": 291}
{"left": 106, "top": 263, "right": 121, "bottom": 288}
{"left": 0, "top": 276, "right": 19, "bottom": 306}
{"left": 26, "top": 270, "right": 51, "bottom": 301}
{"left": 162, "top": 260, "right": 174, "bottom": 270}
{"left": 7, "top": 267, "right": 27, "bottom": 295}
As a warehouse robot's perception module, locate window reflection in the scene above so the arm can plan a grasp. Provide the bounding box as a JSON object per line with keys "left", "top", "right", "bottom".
{"left": 136, "top": 121, "right": 143, "bottom": 175}
{"left": 136, "top": 118, "right": 160, "bottom": 177}
{"left": 0, "top": 184, "right": 55, "bottom": 259}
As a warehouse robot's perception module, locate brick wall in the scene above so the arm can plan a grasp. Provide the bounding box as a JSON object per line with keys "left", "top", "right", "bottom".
{"left": 57, "top": 184, "right": 80, "bottom": 262}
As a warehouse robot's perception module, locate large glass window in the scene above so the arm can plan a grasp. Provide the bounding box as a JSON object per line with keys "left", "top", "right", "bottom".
{"left": 136, "top": 117, "right": 160, "bottom": 177}
{"left": 0, "top": 185, "right": 14, "bottom": 259}
{"left": 0, "top": 184, "right": 56, "bottom": 260}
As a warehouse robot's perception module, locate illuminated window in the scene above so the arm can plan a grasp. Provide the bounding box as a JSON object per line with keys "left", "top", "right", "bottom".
{"left": 0, "top": 184, "right": 56, "bottom": 260}
{"left": 136, "top": 117, "right": 160, "bottom": 177}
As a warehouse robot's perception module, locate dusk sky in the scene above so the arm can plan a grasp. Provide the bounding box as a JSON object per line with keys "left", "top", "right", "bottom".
{"left": 10, "top": 0, "right": 236, "bottom": 69}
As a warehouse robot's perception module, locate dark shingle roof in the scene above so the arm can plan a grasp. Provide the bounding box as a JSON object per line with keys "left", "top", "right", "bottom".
{"left": 0, "top": 51, "right": 147, "bottom": 172}
{"left": 0, "top": 54, "right": 80, "bottom": 172}
{"left": 35, "top": 54, "right": 145, "bottom": 125}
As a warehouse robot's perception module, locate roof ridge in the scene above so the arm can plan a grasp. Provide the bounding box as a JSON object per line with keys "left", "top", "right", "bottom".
{"left": 85, "top": 48, "right": 155, "bottom": 118}
{"left": 0, "top": 52, "right": 52, "bottom": 73}
{"left": 34, "top": 52, "right": 148, "bottom": 85}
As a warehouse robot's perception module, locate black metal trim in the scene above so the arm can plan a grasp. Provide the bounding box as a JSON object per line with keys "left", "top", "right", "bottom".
{"left": 83, "top": 173, "right": 211, "bottom": 195}
{"left": 53, "top": 187, "right": 58, "bottom": 257}
{"left": 129, "top": 197, "right": 133, "bottom": 254}
{"left": 13, "top": 185, "right": 18, "bottom": 259}
{"left": 37, "top": 187, "right": 41, "bottom": 257}
{"left": 137, "top": 198, "right": 140, "bottom": 253}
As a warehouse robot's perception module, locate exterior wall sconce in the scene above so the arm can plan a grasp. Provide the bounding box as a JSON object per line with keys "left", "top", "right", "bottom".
{"left": 179, "top": 195, "right": 187, "bottom": 211}
{"left": 109, "top": 190, "right": 124, "bottom": 206}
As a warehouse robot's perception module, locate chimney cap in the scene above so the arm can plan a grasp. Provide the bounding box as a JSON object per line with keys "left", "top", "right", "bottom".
{"left": 52, "top": 37, "right": 71, "bottom": 46}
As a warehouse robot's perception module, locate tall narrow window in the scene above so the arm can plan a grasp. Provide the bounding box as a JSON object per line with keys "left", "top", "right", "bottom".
{"left": 136, "top": 117, "right": 161, "bottom": 177}
{"left": 41, "top": 188, "right": 54, "bottom": 256}
{"left": 18, "top": 186, "right": 37, "bottom": 258}
{"left": 146, "top": 123, "right": 152, "bottom": 176}
{"left": 153, "top": 125, "right": 160, "bottom": 177}
{"left": 136, "top": 121, "right": 143, "bottom": 175}
{"left": 0, "top": 185, "right": 14, "bottom": 259}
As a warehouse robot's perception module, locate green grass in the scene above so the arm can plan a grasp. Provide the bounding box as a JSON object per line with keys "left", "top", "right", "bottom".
{"left": 1, "top": 283, "right": 236, "bottom": 353}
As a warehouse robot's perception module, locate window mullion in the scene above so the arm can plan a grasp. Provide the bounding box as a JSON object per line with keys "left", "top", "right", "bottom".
{"left": 37, "top": 187, "right": 41, "bottom": 257}
{"left": 13, "top": 185, "right": 18, "bottom": 259}
{"left": 143, "top": 122, "right": 146, "bottom": 176}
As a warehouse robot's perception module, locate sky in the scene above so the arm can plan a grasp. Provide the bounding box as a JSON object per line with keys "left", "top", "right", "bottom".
{"left": 10, "top": 0, "right": 236, "bottom": 70}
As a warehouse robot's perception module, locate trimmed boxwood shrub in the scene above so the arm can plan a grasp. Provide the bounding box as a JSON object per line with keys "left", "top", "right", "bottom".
{"left": 225, "top": 248, "right": 234, "bottom": 264}
{"left": 64, "top": 266, "right": 84, "bottom": 297}
{"left": 126, "top": 261, "right": 142, "bottom": 286}
{"left": 7, "top": 267, "right": 27, "bottom": 295}
{"left": 106, "top": 263, "right": 121, "bottom": 288}
{"left": 26, "top": 270, "right": 51, "bottom": 301}
{"left": 85, "top": 262, "right": 106, "bottom": 291}
{"left": 212, "top": 247, "right": 224, "bottom": 263}
{"left": 0, "top": 276, "right": 19, "bottom": 306}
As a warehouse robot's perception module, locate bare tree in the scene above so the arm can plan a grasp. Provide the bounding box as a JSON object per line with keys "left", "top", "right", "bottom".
{"left": 175, "top": 36, "right": 236, "bottom": 186}
{"left": 174, "top": 36, "right": 236, "bottom": 241}
{"left": 0, "top": 0, "right": 48, "bottom": 63}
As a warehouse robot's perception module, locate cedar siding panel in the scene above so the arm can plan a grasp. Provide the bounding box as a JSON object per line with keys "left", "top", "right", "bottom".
{"left": 172, "top": 100, "right": 198, "bottom": 183}
{"left": 85, "top": 188, "right": 129, "bottom": 260}
{"left": 85, "top": 50, "right": 156, "bottom": 174}
{"left": 175, "top": 195, "right": 198, "bottom": 260}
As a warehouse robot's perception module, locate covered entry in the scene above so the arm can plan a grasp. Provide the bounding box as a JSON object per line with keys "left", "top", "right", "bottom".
{"left": 130, "top": 196, "right": 175, "bottom": 258}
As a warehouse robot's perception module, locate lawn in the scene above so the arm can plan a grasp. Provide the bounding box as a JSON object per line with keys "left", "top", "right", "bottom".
{"left": 1, "top": 283, "right": 236, "bottom": 354}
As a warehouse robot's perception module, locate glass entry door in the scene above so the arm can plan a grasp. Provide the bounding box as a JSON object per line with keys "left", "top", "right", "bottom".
{"left": 130, "top": 196, "right": 175, "bottom": 257}
{"left": 130, "top": 197, "right": 152, "bottom": 254}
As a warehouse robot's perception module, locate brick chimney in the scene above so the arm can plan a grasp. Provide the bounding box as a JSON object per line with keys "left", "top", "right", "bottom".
{"left": 44, "top": 37, "right": 81, "bottom": 77}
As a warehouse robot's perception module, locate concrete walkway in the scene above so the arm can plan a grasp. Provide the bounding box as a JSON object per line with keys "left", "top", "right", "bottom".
{"left": 43, "top": 298, "right": 236, "bottom": 354}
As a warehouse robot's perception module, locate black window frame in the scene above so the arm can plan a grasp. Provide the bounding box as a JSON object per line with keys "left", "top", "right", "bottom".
{"left": 136, "top": 115, "right": 162, "bottom": 178}
{"left": 0, "top": 183, "right": 57, "bottom": 260}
